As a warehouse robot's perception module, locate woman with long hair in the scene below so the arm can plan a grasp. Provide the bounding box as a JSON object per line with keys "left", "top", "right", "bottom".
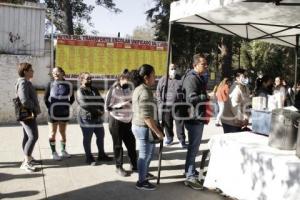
{"left": 131, "top": 64, "right": 164, "bottom": 190}
{"left": 105, "top": 69, "right": 137, "bottom": 177}
{"left": 215, "top": 77, "right": 230, "bottom": 126}
{"left": 274, "top": 76, "right": 286, "bottom": 108}
{"left": 16, "top": 63, "right": 41, "bottom": 172}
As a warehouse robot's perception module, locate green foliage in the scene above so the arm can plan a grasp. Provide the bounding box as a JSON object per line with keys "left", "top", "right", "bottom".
{"left": 240, "top": 41, "right": 295, "bottom": 84}
{"left": 146, "top": 0, "right": 225, "bottom": 72}
{"left": 147, "top": 0, "right": 297, "bottom": 83}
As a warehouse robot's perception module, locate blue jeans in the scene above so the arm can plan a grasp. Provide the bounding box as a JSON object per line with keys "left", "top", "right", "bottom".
{"left": 80, "top": 118, "right": 105, "bottom": 162}
{"left": 184, "top": 121, "right": 204, "bottom": 179}
{"left": 216, "top": 101, "right": 225, "bottom": 123}
{"left": 132, "top": 125, "right": 155, "bottom": 183}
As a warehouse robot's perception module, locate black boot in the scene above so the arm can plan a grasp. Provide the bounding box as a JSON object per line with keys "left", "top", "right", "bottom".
{"left": 97, "top": 154, "right": 113, "bottom": 162}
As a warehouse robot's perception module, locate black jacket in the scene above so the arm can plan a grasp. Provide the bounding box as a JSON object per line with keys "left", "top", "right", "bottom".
{"left": 44, "top": 80, "right": 74, "bottom": 118}
{"left": 156, "top": 74, "right": 182, "bottom": 106}
{"left": 76, "top": 86, "right": 104, "bottom": 122}
{"left": 182, "top": 69, "right": 208, "bottom": 122}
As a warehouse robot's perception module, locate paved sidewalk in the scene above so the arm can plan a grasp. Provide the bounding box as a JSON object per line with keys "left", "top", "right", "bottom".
{"left": 0, "top": 121, "right": 228, "bottom": 200}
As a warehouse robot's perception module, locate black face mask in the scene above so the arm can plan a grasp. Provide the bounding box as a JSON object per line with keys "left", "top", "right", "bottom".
{"left": 85, "top": 81, "right": 92, "bottom": 87}
{"left": 121, "top": 83, "right": 129, "bottom": 89}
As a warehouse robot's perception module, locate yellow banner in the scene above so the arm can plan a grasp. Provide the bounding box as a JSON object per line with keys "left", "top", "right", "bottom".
{"left": 56, "top": 35, "right": 168, "bottom": 76}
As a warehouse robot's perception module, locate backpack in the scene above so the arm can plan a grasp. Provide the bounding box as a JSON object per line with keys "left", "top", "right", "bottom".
{"left": 174, "top": 69, "right": 192, "bottom": 120}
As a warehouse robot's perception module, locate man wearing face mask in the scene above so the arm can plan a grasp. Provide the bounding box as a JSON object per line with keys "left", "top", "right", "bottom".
{"left": 221, "top": 70, "right": 251, "bottom": 133}
{"left": 156, "top": 63, "right": 186, "bottom": 148}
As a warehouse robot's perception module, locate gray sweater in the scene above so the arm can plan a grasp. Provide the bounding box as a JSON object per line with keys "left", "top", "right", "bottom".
{"left": 105, "top": 82, "right": 133, "bottom": 123}
{"left": 16, "top": 78, "right": 41, "bottom": 116}
{"left": 132, "top": 84, "right": 155, "bottom": 126}
{"left": 156, "top": 74, "right": 182, "bottom": 106}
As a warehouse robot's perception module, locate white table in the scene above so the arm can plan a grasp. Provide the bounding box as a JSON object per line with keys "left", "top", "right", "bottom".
{"left": 203, "top": 132, "right": 300, "bottom": 200}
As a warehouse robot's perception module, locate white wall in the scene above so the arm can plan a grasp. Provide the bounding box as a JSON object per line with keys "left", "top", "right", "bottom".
{"left": 0, "top": 54, "right": 51, "bottom": 124}
{"left": 0, "top": 3, "right": 46, "bottom": 56}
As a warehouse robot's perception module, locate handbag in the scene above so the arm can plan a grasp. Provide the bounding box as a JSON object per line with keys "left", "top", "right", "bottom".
{"left": 13, "top": 93, "right": 34, "bottom": 121}
{"left": 149, "top": 123, "right": 164, "bottom": 144}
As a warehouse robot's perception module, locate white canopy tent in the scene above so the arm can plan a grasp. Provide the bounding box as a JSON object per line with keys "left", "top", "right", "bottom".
{"left": 166, "top": 0, "right": 300, "bottom": 85}
{"left": 157, "top": 0, "right": 300, "bottom": 185}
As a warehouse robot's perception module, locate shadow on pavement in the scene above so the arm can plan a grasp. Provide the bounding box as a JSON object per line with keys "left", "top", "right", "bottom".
{"left": 0, "top": 161, "right": 22, "bottom": 169}
{"left": 0, "top": 191, "right": 40, "bottom": 199}
{"left": 40, "top": 153, "right": 115, "bottom": 169}
{"left": 46, "top": 180, "right": 229, "bottom": 200}
{"left": 0, "top": 172, "right": 43, "bottom": 183}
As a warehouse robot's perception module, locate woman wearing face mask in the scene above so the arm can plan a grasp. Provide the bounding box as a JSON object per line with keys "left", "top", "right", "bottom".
{"left": 44, "top": 67, "right": 74, "bottom": 160}
{"left": 105, "top": 69, "right": 137, "bottom": 177}
{"left": 77, "top": 72, "right": 112, "bottom": 165}
{"left": 221, "top": 70, "right": 251, "bottom": 133}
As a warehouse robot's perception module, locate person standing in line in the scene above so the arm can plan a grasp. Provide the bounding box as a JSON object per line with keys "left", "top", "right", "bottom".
{"left": 274, "top": 76, "right": 286, "bottom": 108}
{"left": 77, "top": 72, "right": 113, "bottom": 165}
{"left": 182, "top": 53, "right": 209, "bottom": 190}
{"left": 221, "top": 70, "right": 251, "bottom": 133}
{"left": 44, "top": 67, "right": 74, "bottom": 160}
{"left": 156, "top": 63, "right": 186, "bottom": 147}
{"left": 105, "top": 69, "right": 137, "bottom": 177}
{"left": 16, "top": 63, "right": 41, "bottom": 172}
{"left": 132, "top": 64, "right": 164, "bottom": 191}
{"left": 215, "top": 77, "right": 230, "bottom": 126}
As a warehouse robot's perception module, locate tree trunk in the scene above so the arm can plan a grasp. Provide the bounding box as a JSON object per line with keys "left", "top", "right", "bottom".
{"left": 219, "top": 37, "right": 233, "bottom": 78}
{"left": 60, "top": 0, "right": 74, "bottom": 35}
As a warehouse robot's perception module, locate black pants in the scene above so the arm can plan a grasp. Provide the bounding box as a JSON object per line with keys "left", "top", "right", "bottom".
{"left": 21, "top": 119, "right": 39, "bottom": 157}
{"left": 222, "top": 123, "right": 242, "bottom": 134}
{"left": 109, "top": 115, "right": 137, "bottom": 168}
{"left": 163, "top": 108, "right": 185, "bottom": 142}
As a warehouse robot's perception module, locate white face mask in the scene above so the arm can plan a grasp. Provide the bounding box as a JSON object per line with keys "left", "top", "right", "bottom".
{"left": 241, "top": 77, "right": 249, "bottom": 85}
{"left": 169, "top": 69, "right": 176, "bottom": 79}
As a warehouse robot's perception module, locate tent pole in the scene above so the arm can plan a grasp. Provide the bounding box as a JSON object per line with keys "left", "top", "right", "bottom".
{"left": 295, "top": 34, "right": 299, "bottom": 98}
{"left": 238, "top": 44, "right": 241, "bottom": 69}
{"left": 157, "top": 21, "right": 173, "bottom": 185}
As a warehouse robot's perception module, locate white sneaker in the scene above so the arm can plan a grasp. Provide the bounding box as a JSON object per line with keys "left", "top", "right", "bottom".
{"left": 61, "top": 150, "right": 71, "bottom": 158}
{"left": 52, "top": 152, "right": 62, "bottom": 161}
{"left": 20, "top": 161, "right": 36, "bottom": 172}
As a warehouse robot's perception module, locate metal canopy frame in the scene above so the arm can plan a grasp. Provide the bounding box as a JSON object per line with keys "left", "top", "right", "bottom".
{"left": 165, "top": 14, "right": 300, "bottom": 91}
